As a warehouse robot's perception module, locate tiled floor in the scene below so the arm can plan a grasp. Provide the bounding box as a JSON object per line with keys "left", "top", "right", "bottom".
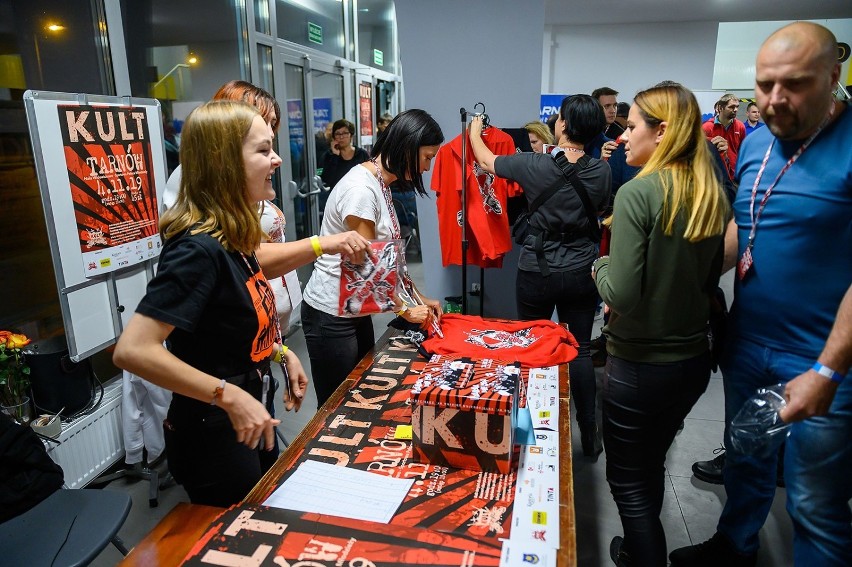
{"left": 91, "top": 269, "right": 800, "bottom": 566}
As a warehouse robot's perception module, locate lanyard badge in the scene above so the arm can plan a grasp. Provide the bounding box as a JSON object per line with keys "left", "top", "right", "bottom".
{"left": 737, "top": 103, "right": 835, "bottom": 281}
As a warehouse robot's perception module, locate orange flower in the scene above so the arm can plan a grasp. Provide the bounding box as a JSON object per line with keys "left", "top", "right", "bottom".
{"left": 0, "top": 331, "right": 10, "bottom": 345}
{"left": 6, "top": 333, "right": 31, "bottom": 349}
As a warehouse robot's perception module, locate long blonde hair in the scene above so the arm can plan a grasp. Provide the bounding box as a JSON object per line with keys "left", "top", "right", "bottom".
{"left": 632, "top": 84, "right": 729, "bottom": 242}
{"left": 161, "top": 101, "right": 264, "bottom": 254}
{"left": 524, "top": 121, "right": 554, "bottom": 146}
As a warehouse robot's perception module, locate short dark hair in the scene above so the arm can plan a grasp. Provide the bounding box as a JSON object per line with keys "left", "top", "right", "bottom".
{"left": 616, "top": 102, "right": 630, "bottom": 118}
{"left": 591, "top": 87, "right": 618, "bottom": 100}
{"left": 747, "top": 101, "right": 759, "bottom": 111}
{"left": 560, "top": 95, "right": 606, "bottom": 145}
{"left": 546, "top": 113, "right": 559, "bottom": 138}
{"left": 371, "top": 109, "right": 444, "bottom": 196}
{"left": 332, "top": 119, "right": 355, "bottom": 136}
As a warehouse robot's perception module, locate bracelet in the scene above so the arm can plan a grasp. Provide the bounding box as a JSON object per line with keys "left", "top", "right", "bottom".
{"left": 273, "top": 344, "right": 289, "bottom": 364}
{"left": 396, "top": 304, "right": 408, "bottom": 317}
{"left": 592, "top": 255, "right": 609, "bottom": 275}
{"left": 812, "top": 362, "right": 844, "bottom": 383}
{"left": 310, "top": 235, "right": 323, "bottom": 257}
{"left": 211, "top": 379, "right": 226, "bottom": 406}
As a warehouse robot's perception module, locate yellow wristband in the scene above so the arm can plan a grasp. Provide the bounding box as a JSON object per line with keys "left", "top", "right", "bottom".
{"left": 273, "top": 344, "right": 289, "bottom": 364}
{"left": 396, "top": 304, "right": 408, "bottom": 317}
{"left": 310, "top": 235, "right": 323, "bottom": 257}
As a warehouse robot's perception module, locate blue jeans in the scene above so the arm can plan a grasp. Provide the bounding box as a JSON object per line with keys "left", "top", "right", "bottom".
{"left": 516, "top": 266, "right": 597, "bottom": 429}
{"left": 718, "top": 337, "right": 852, "bottom": 565}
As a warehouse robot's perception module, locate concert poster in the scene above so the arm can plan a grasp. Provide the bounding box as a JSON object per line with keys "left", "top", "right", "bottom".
{"left": 58, "top": 104, "right": 160, "bottom": 277}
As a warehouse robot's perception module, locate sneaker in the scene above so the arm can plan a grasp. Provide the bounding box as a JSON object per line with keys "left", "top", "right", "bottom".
{"left": 590, "top": 334, "right": 607, "bottom": 351}
{"left": 669, "top": 532, "right": 757, "bottom": 567}
{"left": 592, "top": 348, "right": 607, "bottom": 368}
{"left": 609, "top": 536, "right": 630, "bottom": 566}
{"left": 692, "top": 446, "right": 725, "bottom": 484}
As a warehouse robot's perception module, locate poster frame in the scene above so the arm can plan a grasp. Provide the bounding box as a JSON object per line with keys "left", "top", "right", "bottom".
{"left": 23, "top": 90, "right": 166, "bottom": 362}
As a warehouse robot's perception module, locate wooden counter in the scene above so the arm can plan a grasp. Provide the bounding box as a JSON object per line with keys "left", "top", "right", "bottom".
{"left": 122, "top": 329, "right": 575, "bottom": 566}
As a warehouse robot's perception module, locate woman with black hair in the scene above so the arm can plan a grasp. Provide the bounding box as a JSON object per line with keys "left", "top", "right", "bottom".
{"left": 469, "top": 95, "right": 612, "bottom": 457}
{"left": 320, "top": 119, "right": 370, "bottom": 191}
{"left": 302, "top": 109, "right": 445, "bottom": 406}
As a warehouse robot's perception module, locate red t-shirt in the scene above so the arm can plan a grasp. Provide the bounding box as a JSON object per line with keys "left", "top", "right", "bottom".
{"left": 702, "top": 118, "right": 746, "bottom": 180}
{"left": 431, "top": 128, "right": 521, "bottom": 267}
{"left": 423, "top": 314, "right": 579, "bottom": 368}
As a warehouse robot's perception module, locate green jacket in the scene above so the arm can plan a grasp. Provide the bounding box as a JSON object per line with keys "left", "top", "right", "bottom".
{"left": 594, "top": 171, "right": 723, "bottom": 363}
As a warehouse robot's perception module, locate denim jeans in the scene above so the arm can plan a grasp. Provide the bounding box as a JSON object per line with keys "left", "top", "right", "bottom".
{"left": 603, "top": 352, "right": 711, "bottom": 565}
{"left": 718, "top": 336, "right": 852, "bottom": 566}
{"left": 516, "top": 266, "right": 597, "bottom": 429}
{"left": 301, "top": 302, "right": 375, "bottom": 408}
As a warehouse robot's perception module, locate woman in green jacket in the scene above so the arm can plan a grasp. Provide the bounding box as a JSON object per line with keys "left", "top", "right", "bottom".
{"left": 592, "top": 83, "right": 729, "bottom": 566}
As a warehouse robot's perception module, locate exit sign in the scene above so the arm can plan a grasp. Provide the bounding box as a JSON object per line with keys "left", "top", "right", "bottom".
{"left": 308, "top": 22, "right": 323, "bottom": 45}
{"left": 373, "top": 49, "right": 384, "bottom": 66}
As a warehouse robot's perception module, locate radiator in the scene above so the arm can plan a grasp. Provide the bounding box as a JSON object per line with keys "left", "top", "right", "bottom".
{"left": 44, "top": 378, "right": 125, "bottom": 489}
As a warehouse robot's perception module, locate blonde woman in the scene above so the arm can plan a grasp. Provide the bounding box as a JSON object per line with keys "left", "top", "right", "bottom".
{"left": 114, "top": 101, "right": 309, "bottom": 507}
{"left": 523, "top": 120, "right": 554, "bottom": 153}
{"left": 592, "top": 83, "right": 729, "bottom": 566}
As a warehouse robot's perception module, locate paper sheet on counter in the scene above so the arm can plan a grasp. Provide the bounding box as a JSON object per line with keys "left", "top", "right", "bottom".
{"left": 263, "top": 459, "right": 414, "bottom": 524}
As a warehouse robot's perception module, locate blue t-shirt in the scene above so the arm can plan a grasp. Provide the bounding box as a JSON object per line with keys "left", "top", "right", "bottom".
{"left": 731, "top": 103, "right": 852, "bottom": 358}
{"left": 744, "top": 121, "right": 765, "bottom": 137}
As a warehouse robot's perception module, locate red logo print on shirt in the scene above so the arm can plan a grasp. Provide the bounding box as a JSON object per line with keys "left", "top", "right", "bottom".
{"left": 464, "top": 328, "right": 538, "bottom": 350}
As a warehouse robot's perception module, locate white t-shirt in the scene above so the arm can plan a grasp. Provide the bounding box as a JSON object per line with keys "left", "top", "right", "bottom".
{"left": 303, "top": 164, "right": 397, "bottom": 316}
{"left": 162, "top": 165, "right": 301, "bottom": 333}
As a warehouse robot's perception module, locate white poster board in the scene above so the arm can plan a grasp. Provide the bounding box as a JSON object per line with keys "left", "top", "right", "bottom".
{"left": 24, "top": 91, "right": 167, "bottom": 361}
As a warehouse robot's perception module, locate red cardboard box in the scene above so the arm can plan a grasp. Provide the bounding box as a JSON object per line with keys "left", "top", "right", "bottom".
{"left": 411, "top": 355, "right": 519, "bottom": 473}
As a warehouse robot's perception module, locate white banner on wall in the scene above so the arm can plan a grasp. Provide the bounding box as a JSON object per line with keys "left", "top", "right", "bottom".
{"left": 713, "top": 19, "right": 852, "bottom": 90}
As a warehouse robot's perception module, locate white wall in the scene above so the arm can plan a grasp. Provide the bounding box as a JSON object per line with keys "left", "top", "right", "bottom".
{"left": 543, "top": 21, "right": 719, "bottom": 101}
{"left": 395, "top": 0, "right": 545, "bottom": 319}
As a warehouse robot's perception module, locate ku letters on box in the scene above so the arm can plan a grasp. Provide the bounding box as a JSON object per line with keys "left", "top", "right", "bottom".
{"left": 410, "top": 355, "right": 520, "bottom": 474}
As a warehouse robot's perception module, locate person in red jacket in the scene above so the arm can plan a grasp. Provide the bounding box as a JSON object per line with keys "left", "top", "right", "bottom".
{"left": 702, "top": 94, "right": 746, "bottom": 181}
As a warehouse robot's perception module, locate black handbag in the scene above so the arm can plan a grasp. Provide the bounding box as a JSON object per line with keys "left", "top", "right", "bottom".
{"left": 708, "top": 286, "right": 728, "bottom": 372}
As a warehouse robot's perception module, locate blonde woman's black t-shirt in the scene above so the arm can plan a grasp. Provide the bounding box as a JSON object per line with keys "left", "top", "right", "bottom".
{"left": 136, "top": 232, "right": 276, "bottom": 379}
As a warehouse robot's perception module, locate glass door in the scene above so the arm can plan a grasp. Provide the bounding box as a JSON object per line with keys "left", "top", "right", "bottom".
{"left": 279, "top": 50, "right": 346, "bottom": 284}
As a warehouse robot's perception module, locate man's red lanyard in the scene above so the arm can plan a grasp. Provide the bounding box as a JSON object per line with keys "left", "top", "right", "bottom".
{"left": 737, "top": 104, "right": 835, "bottom": 280}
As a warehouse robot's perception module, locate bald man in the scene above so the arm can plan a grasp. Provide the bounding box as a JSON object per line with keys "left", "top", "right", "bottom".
{"left": 670, "top": 22, "right": 852, "bottom": 567}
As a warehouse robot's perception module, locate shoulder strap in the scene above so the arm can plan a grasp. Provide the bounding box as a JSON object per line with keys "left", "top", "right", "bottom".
{"left": 551, "top": 151, "right": 601, "bottom": 242}
{"left": 526, "top": 176, "right": 562, "bottom": 215}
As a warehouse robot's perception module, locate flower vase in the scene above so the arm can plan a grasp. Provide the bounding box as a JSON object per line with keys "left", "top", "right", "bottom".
{"left": 1, "top": 396, "right": 33, "bottom": 425}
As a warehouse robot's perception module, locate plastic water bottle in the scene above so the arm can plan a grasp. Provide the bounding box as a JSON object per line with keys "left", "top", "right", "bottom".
{"left": 729, "top": 383, "right": 790, "bottom": 459}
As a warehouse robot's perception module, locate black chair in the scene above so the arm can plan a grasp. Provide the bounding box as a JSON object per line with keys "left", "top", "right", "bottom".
{"left": 0, "top": 488, "right": 132, "bottom": 566}
{"left": 88, "top": 459, "right": 167, "bottom": 508}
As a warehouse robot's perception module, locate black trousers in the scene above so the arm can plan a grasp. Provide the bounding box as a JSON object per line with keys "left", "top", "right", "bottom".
{"left": 301, "top": 301, "right": 375, "bottom": 408}
{"left": 163, "top": 367, "right": 277, "bottom": 508}
{"left": 602, "top": 352, "right": 711, "bottom": 566}
{"left": 516, "top": 266, "right": 597, "bottom": 429}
